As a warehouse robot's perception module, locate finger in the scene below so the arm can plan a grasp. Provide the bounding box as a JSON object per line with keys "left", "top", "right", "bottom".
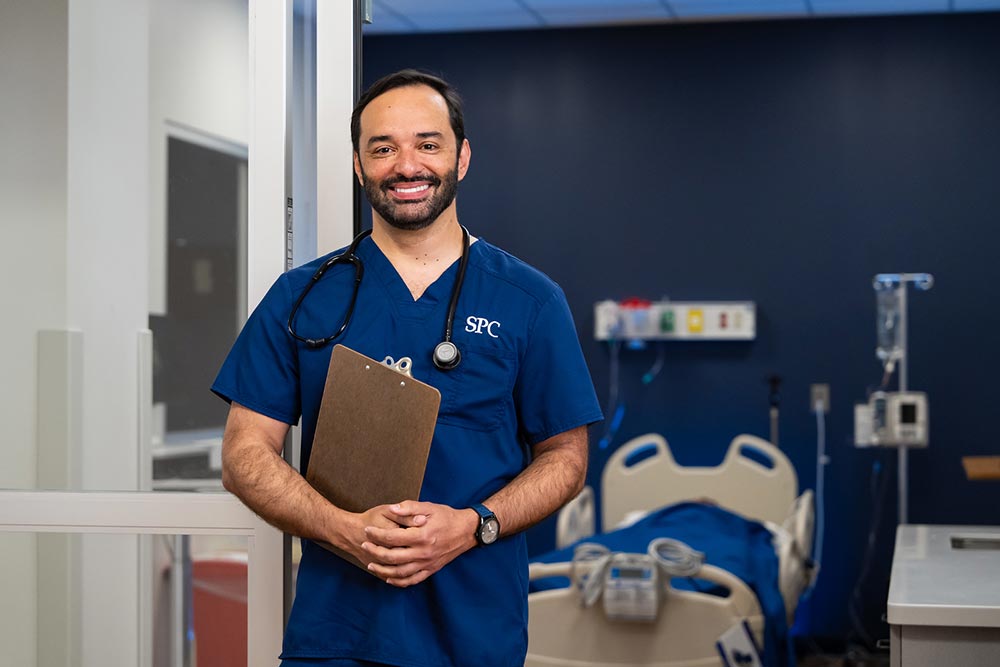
{"left": 362, "top": 540, "right": 433, "bottom": 566}
{"left": 389, "top": 501, "right": 435, "bottom": 517}
{"left": 361, "top": 541, "right": 416, "bottom": 566}
{"left": 365, "top": 525, "right": 419, "bottom": 548}
{"left": 392, "top": 512, "right": 428, "bottom": 528}
{"left": 368, "top": 559, "right": 426, "bottom": 581}
{"left": 386, "top": 569, "right": 433, "bottom": 588}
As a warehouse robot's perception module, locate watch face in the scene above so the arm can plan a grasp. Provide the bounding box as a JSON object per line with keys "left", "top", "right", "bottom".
{"left": 481, "top": 517, "right": 500, "bottom": 544}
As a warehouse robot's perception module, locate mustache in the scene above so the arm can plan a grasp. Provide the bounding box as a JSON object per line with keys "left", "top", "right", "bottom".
{"left": 380, "top": 174, "right": 441, "bottom": 189}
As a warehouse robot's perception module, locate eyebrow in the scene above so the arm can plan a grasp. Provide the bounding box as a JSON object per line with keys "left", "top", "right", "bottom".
{"left": 366, "top": 131, "right": 444, "bottom": 147}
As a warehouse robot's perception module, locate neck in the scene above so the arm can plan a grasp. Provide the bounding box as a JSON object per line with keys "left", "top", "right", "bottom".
{"left": 370, "top": 207, "right": 466, "bottom": 262}
{"left": 370, "top": 212, "right": 472, "bottom": 300}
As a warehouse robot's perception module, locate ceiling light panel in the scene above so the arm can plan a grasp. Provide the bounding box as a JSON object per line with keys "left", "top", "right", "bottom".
{"left": 952, "top": 0, "right": 1000, "bottom": 8}
{"left": 810, "top": 0, "right": 949, "bottom": 14}
{"left": 669, "top": 0, "right": 810, "bottom": 18}
{"left": 374, "top": 0, "right": 541, "bottom": 32}
{"left": 526, "top": 1, "right": 674, "bottom": 24}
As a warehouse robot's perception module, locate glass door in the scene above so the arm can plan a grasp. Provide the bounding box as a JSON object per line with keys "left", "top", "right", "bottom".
{"left": 0, "top": 0, "right": 356, "bottom": 664}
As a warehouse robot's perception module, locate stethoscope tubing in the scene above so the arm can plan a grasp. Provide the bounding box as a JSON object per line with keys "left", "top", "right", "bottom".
{"left": 286, "top": 225, "right": 470, "bottom": 370}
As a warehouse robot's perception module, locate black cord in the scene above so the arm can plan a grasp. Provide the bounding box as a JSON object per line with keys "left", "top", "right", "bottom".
{"left": 801, "top": 636, "right": 841, "bottom": 666}
{"left": 443, "top": 225, "right": 471, "bottom": 343}
{"left": 846, "top": 455, "right": 889, "bottom": 654}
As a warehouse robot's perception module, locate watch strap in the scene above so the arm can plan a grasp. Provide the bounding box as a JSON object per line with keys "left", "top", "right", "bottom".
{"left": 471, "top": 503, "right": 493, "bottom": 520}
{"left": 470, "top": 503, "right": 499, "bottom": 546}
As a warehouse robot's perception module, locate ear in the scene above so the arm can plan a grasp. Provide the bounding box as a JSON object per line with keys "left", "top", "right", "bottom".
{"left": 457, "top": 139, "right": 471, "bottom": 181}
{"left": 353, "top": 152, "right": 364, "bottom": 185}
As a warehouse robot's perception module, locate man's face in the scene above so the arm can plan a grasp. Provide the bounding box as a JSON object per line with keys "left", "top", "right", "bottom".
{"left": 354, "top": 84, "right": 471, "bottom": 231}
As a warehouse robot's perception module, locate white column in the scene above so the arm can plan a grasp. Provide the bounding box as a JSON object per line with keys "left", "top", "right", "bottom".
{"left": 247, "top": 0, "right": 295, "bottom": 654}
{"left": 66, "top": 1, "right": 151, "bottom": 664}
{"left": 317, "top": 0, "right": 360, "bottom": 253}
{"left": 248, "top": 0, "right": 293, "bottom": 307}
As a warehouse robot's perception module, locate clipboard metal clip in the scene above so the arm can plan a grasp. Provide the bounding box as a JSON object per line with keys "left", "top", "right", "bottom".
{"left": 380, "top": 356, "right": 413, "bottom": 379}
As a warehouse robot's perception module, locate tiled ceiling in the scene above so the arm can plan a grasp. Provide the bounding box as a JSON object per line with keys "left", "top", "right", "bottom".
{"left": 364, "top": 0, "right": 1000, "bottom": 33}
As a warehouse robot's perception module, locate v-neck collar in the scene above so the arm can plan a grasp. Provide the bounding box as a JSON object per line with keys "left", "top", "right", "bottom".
{"left": 358, "top": 235, "right": 474, "bottom": 320}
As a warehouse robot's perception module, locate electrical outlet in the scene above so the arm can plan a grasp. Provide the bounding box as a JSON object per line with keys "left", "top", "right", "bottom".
{"left": 811, "top": 383, "right": 830, "bottom": 413}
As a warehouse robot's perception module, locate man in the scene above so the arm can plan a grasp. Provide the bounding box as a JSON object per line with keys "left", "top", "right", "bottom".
{"left": 213, "top": 69, "right": 602, "bottom": 667}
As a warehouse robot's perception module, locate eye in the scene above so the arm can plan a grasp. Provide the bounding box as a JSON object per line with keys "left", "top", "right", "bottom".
{"left": 371, "top": 146, "right": 394, "bottom": 156}
{"left": 420, "top": 143, "right": 439, "bottom": 151}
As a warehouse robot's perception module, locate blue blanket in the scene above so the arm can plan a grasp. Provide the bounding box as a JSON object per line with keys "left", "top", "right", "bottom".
{"left": 530, "top": 502, "right": 794, "bottom": 667}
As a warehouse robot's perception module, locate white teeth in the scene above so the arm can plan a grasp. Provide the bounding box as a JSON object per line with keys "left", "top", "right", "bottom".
{"left": 394, "top": 184, "right": 430, "bottom": 194}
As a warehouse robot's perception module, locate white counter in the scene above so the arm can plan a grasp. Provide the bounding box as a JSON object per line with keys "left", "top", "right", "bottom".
{"left": 888, "top": 524, "right": 1000, "bottom": 628}
{"left": 888, "top": 525, "right": 1000, "bottom": 666}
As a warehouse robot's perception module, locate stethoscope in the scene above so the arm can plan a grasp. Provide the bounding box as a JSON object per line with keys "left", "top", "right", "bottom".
{"left": 287, "top": 226, "right": 470, "bottom": 371}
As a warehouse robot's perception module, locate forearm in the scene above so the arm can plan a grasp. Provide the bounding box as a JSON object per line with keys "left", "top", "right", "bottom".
{"left": 221, "top": 406, "right": 358, "bottom": 551}
{"left": 483, "top": 426, "right": 589, "bottom": 537}
{"left": 222, "top": 440, "right": 346, "bottom": 544}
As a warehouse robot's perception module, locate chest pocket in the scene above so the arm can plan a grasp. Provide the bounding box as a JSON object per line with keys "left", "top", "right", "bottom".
{"left": 435, "top": 343, "right": 517, "bottom": 432}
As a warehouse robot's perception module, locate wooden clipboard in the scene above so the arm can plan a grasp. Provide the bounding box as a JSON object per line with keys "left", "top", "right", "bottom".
{"left": 306, "top": 344, "right": 441, "bottom": 567}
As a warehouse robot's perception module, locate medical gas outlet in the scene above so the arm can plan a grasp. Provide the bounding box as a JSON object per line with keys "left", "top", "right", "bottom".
{"left": 594, "top": 299, "right": 756, "bottom": 341}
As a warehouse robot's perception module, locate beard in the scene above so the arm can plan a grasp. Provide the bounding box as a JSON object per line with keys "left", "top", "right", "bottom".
{"left": 361, "top": 166, "right": 459, "bottom": 232}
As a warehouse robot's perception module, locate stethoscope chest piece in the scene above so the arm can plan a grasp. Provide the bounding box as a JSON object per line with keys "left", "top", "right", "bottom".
{"left": 433, "top": 340, "right": 461, "bottom": 371}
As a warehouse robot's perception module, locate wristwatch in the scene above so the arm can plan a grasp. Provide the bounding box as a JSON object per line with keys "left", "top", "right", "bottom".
{"left": 471, "top": 503, "right": 500, "bottom": 546}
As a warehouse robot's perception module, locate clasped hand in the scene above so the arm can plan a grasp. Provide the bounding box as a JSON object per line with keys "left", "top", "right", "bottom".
{"left": 351, "top": 501, "right": 477, "bottom": 588}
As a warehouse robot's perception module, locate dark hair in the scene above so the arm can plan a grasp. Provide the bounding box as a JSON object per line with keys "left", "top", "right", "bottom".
{"left": 350, "top": 69, "right": 466, "bottom": 153}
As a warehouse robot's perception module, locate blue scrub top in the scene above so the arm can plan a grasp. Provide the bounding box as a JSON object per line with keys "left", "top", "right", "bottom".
{"left": 213, "top": 236, "right": 603, "bottom": 667}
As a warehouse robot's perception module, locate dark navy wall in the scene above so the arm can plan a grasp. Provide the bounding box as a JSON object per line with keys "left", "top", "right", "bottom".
{"left": 364, "top": 12, "right": 1000, "bottom": 641}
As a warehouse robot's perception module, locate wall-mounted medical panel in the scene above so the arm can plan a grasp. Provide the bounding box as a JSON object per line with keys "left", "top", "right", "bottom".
{"left": 594, "top": 299, "right": 756, "bottom": 341}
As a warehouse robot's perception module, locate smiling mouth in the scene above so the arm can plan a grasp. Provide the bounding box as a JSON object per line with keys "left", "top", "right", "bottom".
{"left": 392, "top": 184, "right": 430, "bottom": 194}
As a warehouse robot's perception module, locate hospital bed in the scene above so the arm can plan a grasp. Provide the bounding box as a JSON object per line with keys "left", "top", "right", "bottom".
{"left": 527, "top": 433, "right": 815, "bottom": 667}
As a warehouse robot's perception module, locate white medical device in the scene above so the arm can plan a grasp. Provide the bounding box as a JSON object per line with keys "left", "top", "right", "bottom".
{"left": 854, "top": 390, "right": 928, "bottom": 447}
{"left": 602, "top": 553, "right": 660, "bottom": 622}
{"left": 573, "top": 538, "right": 705, "bottom": 623}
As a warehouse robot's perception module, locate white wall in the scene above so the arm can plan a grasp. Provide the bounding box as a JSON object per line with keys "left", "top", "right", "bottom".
{"left": 67, "top": 0, "right": 150, "bottom": 492}
{"left": 0, "top": 1, "right": 69, "bottom": 489}
{"left": 0, "top": 1, "right": 70, "bottom": 663}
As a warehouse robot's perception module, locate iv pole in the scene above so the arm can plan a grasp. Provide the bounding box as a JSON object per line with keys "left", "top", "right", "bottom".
{"left": 873, "top": 273, "right": 933, "bottom": 525}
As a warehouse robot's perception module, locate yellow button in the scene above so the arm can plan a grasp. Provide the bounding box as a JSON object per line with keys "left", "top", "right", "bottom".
{"left": 687, "top": 309, "right": 704, "bottom": 333}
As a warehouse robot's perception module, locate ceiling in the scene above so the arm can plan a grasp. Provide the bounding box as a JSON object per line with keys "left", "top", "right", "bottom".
{"left": 364, "top": 0, "right": 1000, "bottom": 34}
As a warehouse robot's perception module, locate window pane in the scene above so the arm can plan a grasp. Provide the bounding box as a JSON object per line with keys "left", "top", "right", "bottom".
{"left": 0, "top": 0, "right": 248, "bottom": 492}
{"left": 0, "top": 531, "right": 249, "bottom": 667}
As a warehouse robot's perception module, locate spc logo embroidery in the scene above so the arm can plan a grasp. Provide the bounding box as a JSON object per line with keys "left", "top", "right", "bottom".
{"left": 465, "top": 315, "right": 501, "bottom": 338}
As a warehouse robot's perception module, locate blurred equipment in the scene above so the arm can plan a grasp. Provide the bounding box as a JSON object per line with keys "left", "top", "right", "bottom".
{"left": 532, "top": 433, "right": 815, "bottom": 667}
{"left": 768, "top": 374, "right": 782, "bottom": 447}
{"left": 853, "top": 273, "right": 933, "bottom": 525}
{"left": 855, "top": 391, "right": 928, "bottom": 448}
{"left": 595, "top": 298, "right": 756, "bottom": 341}
{"left": 593, "top": 296, "right": 756, "bottom": 453}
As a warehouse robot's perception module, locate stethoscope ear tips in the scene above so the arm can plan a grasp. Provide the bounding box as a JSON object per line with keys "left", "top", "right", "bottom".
{"left": 433, "top": 340, "right": 461, "bottom": 371}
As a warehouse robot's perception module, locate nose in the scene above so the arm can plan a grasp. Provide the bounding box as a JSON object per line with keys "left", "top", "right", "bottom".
{"left": 393, "top": 147, "right": 423, "bottom": 178}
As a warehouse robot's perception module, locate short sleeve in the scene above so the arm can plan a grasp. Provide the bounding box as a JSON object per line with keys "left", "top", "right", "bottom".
{"left": 514, "top": 288, "right": 603, "bottom": 445}
{"left": 211, "top": 274, "right": 301, "bottom": 425}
